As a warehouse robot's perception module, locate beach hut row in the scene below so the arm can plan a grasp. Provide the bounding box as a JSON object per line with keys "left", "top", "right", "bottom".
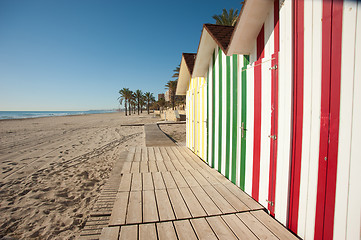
{"left": 176, "top": 0, "right": 361, "bottom": 239}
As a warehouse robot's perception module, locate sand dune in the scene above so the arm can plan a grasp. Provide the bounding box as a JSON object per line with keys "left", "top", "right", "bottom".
{"left": 0, "top": 112, "right": 161, "bottom": 239}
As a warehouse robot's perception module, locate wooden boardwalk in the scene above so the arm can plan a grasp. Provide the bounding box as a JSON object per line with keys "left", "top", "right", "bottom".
{"left": 98, "top": 146, "right": 298, "bottom": 240}
{"left": 144, "top": 124, "right": 176, "bottom": 147}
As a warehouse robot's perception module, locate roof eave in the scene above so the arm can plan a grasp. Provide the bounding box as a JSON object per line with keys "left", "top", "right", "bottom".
{"left": 227, "top": 0, "right": 274, "bottom": 55}
{"left": 176, "top": 55, "right": 191, "bottom": 95}
{"left": 192, "top": 28, "right": 218, "bottom": 78}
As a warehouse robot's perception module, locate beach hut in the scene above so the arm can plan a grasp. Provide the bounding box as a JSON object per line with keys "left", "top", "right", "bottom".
{"left": 176, "top": 53, "right": 208, "bottom": 160}
{"left": 229, "top": 1, "right": 360, "bottom": 239}
{"left": 178, "top": 0, "right": 361, "bottom": 239}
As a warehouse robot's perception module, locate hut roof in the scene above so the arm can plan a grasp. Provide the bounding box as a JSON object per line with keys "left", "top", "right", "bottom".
{"left": 227, "top": 0, "right": 273, "bottom": 55}
{"left": 192, "top": 24, "right": 234, "bottom": 77}
{"left": 203, "top": 24, "right": 234, "bottom": 53}
{"left": 176, "top": 53, "right": 197, "bottom": 95}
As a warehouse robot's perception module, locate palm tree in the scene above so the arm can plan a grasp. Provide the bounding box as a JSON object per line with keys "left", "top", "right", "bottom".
{"left": 139, "top": 95, "right": 146, "bottom": 114}
{"left": 157, "top": 97, "right": 166, "bottom": 113}
{"left": 165, "top": 80, "right": 178, "bottom": 110}
{"left": 144, "top": 92, "right": 155, "bottom": 114}
{"left": 129, "top": 91, "right": 136, "bottom": 114}
{"left": 118, "top": 88, "right": 131, "bottom": 116}
{"left": 134, "top": 90, "right": 143, "bottom": 115}
{"left": 212, "top": 8, "right": 239, "bottom": 26}
{"left": 172, "top": 65, "right": 180, "bottom": 79}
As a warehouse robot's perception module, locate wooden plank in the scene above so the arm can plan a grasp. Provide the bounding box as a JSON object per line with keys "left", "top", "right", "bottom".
{"left": 179, "top": 187, "right": 207, "bottom": 217}
{"left": 140, "top": 161, "right": 148, "bottom": 173}
{"left": 109, "top": 192, "right": 129, "bottom": 225}
{"left": 148, "top": 147, "right": 156, "bottom": 161}
{"left": 191, "top": 186, "right": 222, "bottom": 216}
{"left": 130, "top": 162, "right": 140, "bottom": 173}
{"left": 190, "top": 217, "right": 218, "bottom": 240}
{"left": 121, "top": 162, "right": 132, "bottom": 173}
{"left": 131, "top": 172, "right": 142, "bottom": 191}
{"left": 189, "top": 170, "right": 211, "bottom": 186}
{"left": 170, "top": 146, "right": 186, "bottom": 161}
{"left": 156, "top": 161, "right": 168, "bottom": 172}
{"left": 134, "top": 147, "right": 142, "bottom": 162}
{"left": 143, "top": 190, "right": 159, "bottom": 223}
{"left": 174, "top": 220, "right": 198, "bottom": 240}
{"left": 118, "top": 173, "right": 132, "bottom": 192}
{"left": 224, "top": 183, "right": 264, "bottom": 210}
{"left": 206, "top": 216, "right": 238, "bottom": 240}
{"left": 141, "top": 147, "right": 148, "bottom": 161}
{"left": 221, "top": 214, "right": 258, "bottom": 240}
{"left": 119, "top": 225, "right": 138, "bottom": 240}
{"left": 251, "top": 210, "right": 298, "bottom": 239}
{"left": 125, "top": 151, "right": 134, "bottom": 162}
{"left": 168, "top": 188, "right": 192, "bottom": 219}
{"left": 152, "top": 172, "right": 166, "bottom": 190}
{"left": 162, "top": 172, "right": 177, "bottom": 189}
{"left": 171, "top": 159, "right": 185, "bottom": 171}
{"left": 212, "top": 183, "right": 250, "bottom": 212}
{"left": 171, "top": 171, "right": 189, "bottom": 188}
{"left": 126, "top": 191, "right": 142, "bottom": 224}
{"left": 198, "top": 169, "right": 221, "bottom": 185}
{"left": 180, "top": 170, "right": 200, "bottom": 187}
{"left": 148, "top": 161, "right": 158, "bottom": 172}
{"left": 139, "top": 223, "right": 157, "bottom": 240}
{"left": 236, "top": 212, "right": 278, "bottom": 240}
{"left": 157, "top": 221, "right": 178, "bottom": 240}
{"left": 154, "top": 147, "right": 163, "bottom": 161}
{"left": 155, "top": 189, "right": 175, "bottom": 221}
{"left": 160, "top": 147, "right": 171, "bottom": 161}
{"left": 99, "top": 227, "right": 119, "bottom": 240}
{"left": 180, "top": 159, "right": 196, "bottom": 170}
{"left": 206, "top": 168, "right": 232, "bottom": 184}
{"left": 180, "top": 146, "right": 208, "bottom": 169}
{"left": 177, "top": 146, "right": 203, "bottom": 169}
{"left": 165, "top": 147, "right": 177, "bottom": 161}
{"left": 164, "top": 161, "right": 176, "bottom": 171}
{"left": 142, "top": 172, "right": 154, "bottom": 191}
{"left": 202, "top": 185, "right": 236, "bottom": 214}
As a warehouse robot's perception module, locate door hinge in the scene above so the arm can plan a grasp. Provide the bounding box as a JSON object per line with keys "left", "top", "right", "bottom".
{"left": 240, "top": 122, "right": 247, "bottom": 138}
{"left": 268, "top": 135, "right": 277, "bottom": 140}
{"left": 269, "top": 64, "right": 278, "bottom": 70}
{"left": 266, "top": 199, "right": 274, "bottom": 206}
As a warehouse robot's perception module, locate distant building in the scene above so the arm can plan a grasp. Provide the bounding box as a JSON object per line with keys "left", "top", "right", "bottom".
{"left": 164, "top": 90, "right": 170, "bottom": 102}
{"left": 158, "top": 93, "right": 164, "bottom": 101}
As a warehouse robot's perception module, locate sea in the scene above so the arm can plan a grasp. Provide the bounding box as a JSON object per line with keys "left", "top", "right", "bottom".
{"left": 0, "top": 110, "right": 117, "bottom": 120}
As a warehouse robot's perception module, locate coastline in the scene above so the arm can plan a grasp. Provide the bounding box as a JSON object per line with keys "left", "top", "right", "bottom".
{"left": 0, "top": 110, "right": 118, "bottom": 121}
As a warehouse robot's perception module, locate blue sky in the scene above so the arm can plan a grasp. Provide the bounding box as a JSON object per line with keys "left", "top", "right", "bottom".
{"left": 0, "top": 0, "right": 241, "bottom": 111}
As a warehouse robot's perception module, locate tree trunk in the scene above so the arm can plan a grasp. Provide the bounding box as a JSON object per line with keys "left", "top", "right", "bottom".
{"left": 125, "top": 101, "right": 127, "bottom": 116}
{"left": 137, "top": 103, "right": 140, "bottom": 115}
{"left": 172, "top": 94, "right": 175, "bottom": 110}
{"left": 147, "top": 102, "right": 150, "bottom": 114}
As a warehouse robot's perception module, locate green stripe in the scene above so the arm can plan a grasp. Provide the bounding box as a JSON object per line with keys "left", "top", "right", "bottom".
{"left": 218, "top": 47, "right": 222, "bottom": 173}
{"left": 231, "top": 54, "right": 238, "bottom": 184}
{"left": 240, "top": 55, "right": 249, "bottom": 190}
{"left": 211, "top": 50, "right": 216, "bottom": 168}
{"left": 225, "top": 56, "right": 231, "bottom": 178}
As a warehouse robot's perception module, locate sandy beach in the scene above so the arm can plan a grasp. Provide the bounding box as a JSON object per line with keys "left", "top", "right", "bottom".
{"left": 0, "top": 112, "right": 185, "bottom": 239}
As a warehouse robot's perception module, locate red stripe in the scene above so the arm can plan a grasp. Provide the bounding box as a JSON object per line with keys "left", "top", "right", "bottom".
{"left": 315, "top": 0, "right": 343, "bottom": 239}
{"left": 252, "top": 26, "right": 264, "bottom": 201}
{"left": 267, "top": 0, "right": 279, "bottom": 216}
{"left": 288, "top": 0, "right": 304, "bottom": 233}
